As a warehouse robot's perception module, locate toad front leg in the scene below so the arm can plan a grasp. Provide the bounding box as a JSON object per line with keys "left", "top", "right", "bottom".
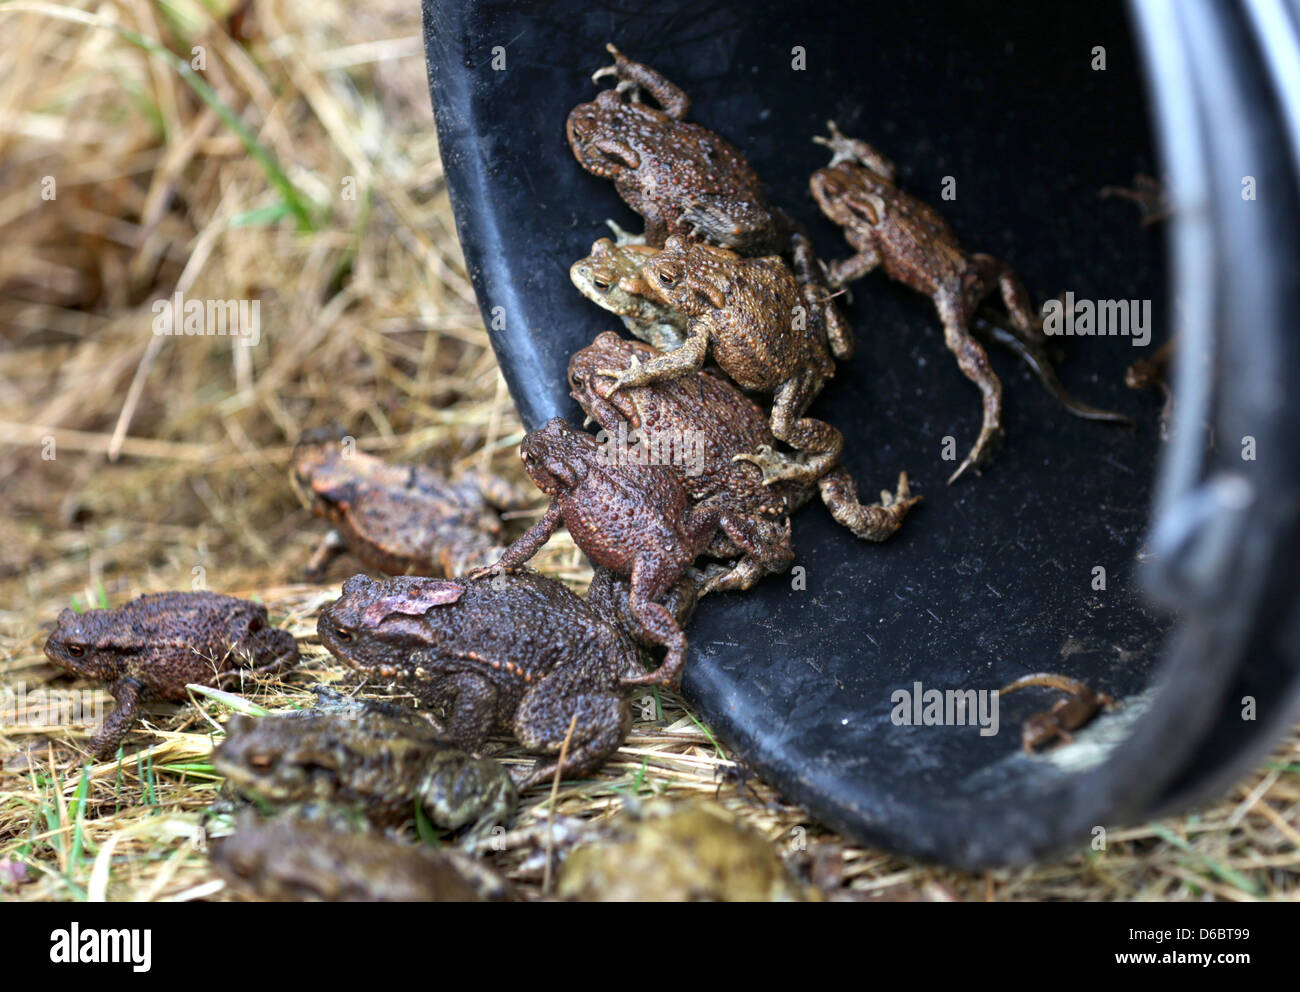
{"left": 597, "top": 324, "right": 708, "bottom": 392}
{"left": 436, "top": 671, "right": 500, "bottom": 751}
{"left": 826, "top": 233, "right": 883, "bottom": 289}
{"left": 90, "top": 677, "right": 143, "bottom": 758}
{"left": 814, "top": 120, "right": 898, "bottom": 179}
{"left": 481, "top": 501, "right": 563, "bottom": 574}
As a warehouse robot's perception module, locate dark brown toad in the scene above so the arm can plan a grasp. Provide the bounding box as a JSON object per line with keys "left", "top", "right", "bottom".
{"left": 318, "top": 571, "right": 645, "bottom": 788}
{"left": 44, "top": 591, "right": 298, "bottom": 757}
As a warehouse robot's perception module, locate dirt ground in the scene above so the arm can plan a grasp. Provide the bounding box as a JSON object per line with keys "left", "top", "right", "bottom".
{"left": 1, "top": 0, "right": 1297, "bottom": 901}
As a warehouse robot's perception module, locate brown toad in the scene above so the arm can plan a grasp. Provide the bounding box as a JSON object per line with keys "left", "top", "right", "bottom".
{"left": 571, "top": 333, "right": 918, "bottom": 594}
{"left": 213, "top": 687, "right": 517, "bottom": 840}
{"left": 318, "top": 571, "right": 643, "bottom": 789}
{"left": 810, "top": 121, "right": 1059, "bottom": 482}
{"left": 998, "top": 673, "right": 1116, "bottom": 752}
{"left": 212, "top": 809, "right": 514, "bottom": 902}
{"left": 43, "top": 592, "right": 298, "bottom": 758}
{"left": 292, "top": 430, "right": 527, "bottom": 580}
{"left": 567, "top": 44, "right": 790, "bottom": 254}
{"left": 597, "top": 235, "right": 849, "bottom": 486}
{"left": 482, "top": 418, "right": 720, "bottom": 686}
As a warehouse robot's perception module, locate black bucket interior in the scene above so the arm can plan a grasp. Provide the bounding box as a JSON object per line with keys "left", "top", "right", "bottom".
{"left": 425, "top": 0, "right": 1300, "bottom": 865}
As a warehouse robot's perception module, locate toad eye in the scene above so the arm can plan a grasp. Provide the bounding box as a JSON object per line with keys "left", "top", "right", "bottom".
{"left": 67, "top": 645, "right": 85, "bottom": 658}
{"left": 334, "top": 628, "right": 353, "bottom": 643}
{"left": 249, "top": 753, "right": 274, "bottom": 771}
{"left": 656, "top": 269, "right": 677, "bottom": 287}
{"left": 591, "top": 276, "right": 611, "bottom": 291}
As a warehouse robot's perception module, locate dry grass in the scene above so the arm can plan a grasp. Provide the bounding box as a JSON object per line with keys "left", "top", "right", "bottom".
{"left": 0, "top": 0, "right": 1296, "bottom": 902}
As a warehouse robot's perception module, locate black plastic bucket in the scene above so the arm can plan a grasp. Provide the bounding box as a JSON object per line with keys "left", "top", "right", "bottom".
{"left": 423, "top": 0, "right": 1300, "bottom": 865}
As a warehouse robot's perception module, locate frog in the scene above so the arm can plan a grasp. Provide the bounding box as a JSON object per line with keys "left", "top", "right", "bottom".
{"left": 810, "top": 121, "right": 1061, "bottom": 483}
{"left": 567, "top": 43, "right": 791, "bottom": 255}
{"left": 570, "top": 234, "right": 689, "bottom": 351}
{"left": 213, "top": 687, "right": 517, "bottom": 840}
{"left": 998, "top": 673, "right": 1116, "bottom": 752}
{"left": 596, "top": 235, "right": 849, "bottom": 486}
{"left": 317, "top": 570, "right": 644, "bottom": 789}
{"left": 211, "top": 809, "right": 514, "bottom": 901}
{"left": 480, "top": 418, "right": 721, "bottom": 686}
{"left": 292, "top": 428, "right": 528, "bottom": 580}
{"left": 557, "top": 800, "right": 815, "bottom": 902}
{"left": 570, "top": 333, "right": 918, "bottom": 594}
{"left": 43, "top": 591, "right": 299, "bottom": 758}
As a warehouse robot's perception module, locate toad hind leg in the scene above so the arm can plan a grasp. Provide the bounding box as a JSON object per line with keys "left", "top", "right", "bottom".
{"left": 969, "top": 258, "right": 1133, "bottom": 426}
{"left": 697, "top": 556, "right": 766, "bottom": 597}
{"left": 973, "top": 313, "right": 1134, "bottom": 425}
{"left": 213, "top": 629, "right": 299, "bottom": 696}
{"left": 514, "top": 672, "right": 632, "bottom": 790}
{"left": 438, "top": 672, "right": 500, "bottom": 751}
{"left": 698, "top": 512, "right": 793, "bottom": 596}
{"left": 593, "top": 44, "right": 691, "bottom": 119}
{"left": 619, "top": 559, "right": 690, "bottom": 687}
{"left": 818, "top": 469, "right": 920, "bottom": 541}
{"left": 792, "top": 232, "right": 855, "bottom": 360}
{"left": 936, "top": 291, "right": 1003, "bottom": 484}
{"left": 679, "top": 197, "right": 772, "bottom": 254}
{"left": 735, "top": 373, "right": 842, "bottom": 485}
{"left": 967, "top": 255, "right": 1041, "bottom": 340}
